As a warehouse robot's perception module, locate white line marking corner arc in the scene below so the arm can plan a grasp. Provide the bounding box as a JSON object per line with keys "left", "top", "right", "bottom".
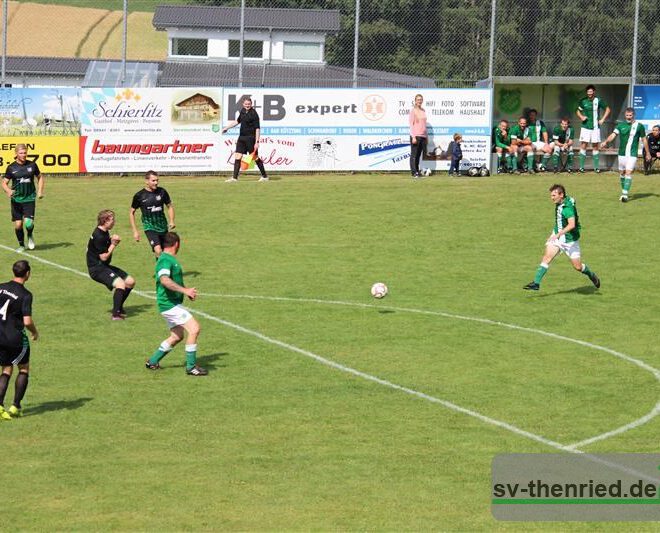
{"left": 3, "top": 245, "right": 657, "bottom": 452}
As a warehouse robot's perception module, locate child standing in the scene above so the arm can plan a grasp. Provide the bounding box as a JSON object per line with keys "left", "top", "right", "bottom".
{"left": 448, "top": 133, "right": 463, "bottom": 176}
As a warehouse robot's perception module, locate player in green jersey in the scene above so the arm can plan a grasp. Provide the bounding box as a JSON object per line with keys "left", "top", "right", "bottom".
{"left": 523, "top": 184, "right": 600, "bottom": 291}
{"left": 576, "top": 85, "right": 610, "bottom": 173}
{"left": 510, "top": 117, "right": 534, "bottom": 174}
{"left": 145, "top": 232, "right": 207, "bottom": 376}
{"left": 493, "top": 120, "right": 516, "bottom": 173}
{"left": 600, "top": 107, "right": 652, "bottom": 202}
{"left": 2, "top": 144, "right": 45, "bottom": 251}
{"left": 527, "top": 109, "right": 552, "bottom": 171}
{"left": 550, "top": 118, "right": 575, "bottom": 173}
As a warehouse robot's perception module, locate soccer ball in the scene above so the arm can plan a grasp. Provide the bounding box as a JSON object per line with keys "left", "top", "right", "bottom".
{"left": 468, "top": 166, "right": 480, "bottom": 177}
{"left": 421, "top": 167, "right": 433, "bottom": 177}
{"left": 479, "top": 166, "right": 490, "bottom": 177}
{"left": 370, "top": 282, "right": 388, "bottom": 299}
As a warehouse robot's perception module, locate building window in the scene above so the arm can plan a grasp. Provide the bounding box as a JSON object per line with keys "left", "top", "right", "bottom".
{"left": 228, "top": 40, "right": 263, "bottom": 59}
{"left": 172, "top": 38, "right": 208, "bottom": 57}
{"left": 283, "top": 42, "right": 321, "bottom": 61}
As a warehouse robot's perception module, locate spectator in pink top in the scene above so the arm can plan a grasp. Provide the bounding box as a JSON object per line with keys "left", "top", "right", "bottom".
{"left": 409, "top": 94, "right": 428, "bottom": 178}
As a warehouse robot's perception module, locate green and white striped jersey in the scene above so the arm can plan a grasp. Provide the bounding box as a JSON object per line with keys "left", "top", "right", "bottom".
{"left": 577, "top": 97, "right": 608, "bottom": 129}
{"left": 554, "top": 196, "right": 580, "bottom": 243}
{"left": 613, "top": 121, "right": 646, "bottom": 157}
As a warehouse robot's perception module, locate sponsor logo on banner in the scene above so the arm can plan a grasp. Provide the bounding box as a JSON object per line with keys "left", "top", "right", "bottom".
{"left": 0, "top": 88, "right": 81, "bottom": 136}
{"left": 81, "top": 88, "right": 222, "bottom": 135}
{"left": 0, "top": 137, "right": 80, "bottom": 173}
{"left": 80, "top": 135, "right": 222, "bottom": 173}
{"left": 222, "top": 88, "right": 492, "bottom": 171}
{"left": 222, "top": 136, "right": 295, "bottom": 168}
{"left": 362, "top": 95, "right": 387, "bottom": 121}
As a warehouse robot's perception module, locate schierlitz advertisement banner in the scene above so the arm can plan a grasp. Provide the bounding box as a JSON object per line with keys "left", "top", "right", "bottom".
{"left": 80, "top": 88, "right": 223, "bottom": 172}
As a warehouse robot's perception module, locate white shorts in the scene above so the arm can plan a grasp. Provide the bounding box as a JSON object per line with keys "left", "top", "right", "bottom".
{"left": 546, "top": 235, "right": 581, "bottom": 260}
{"left": 618, "top": 155, "right": 637, "bottom": 172}
{"left": 161, "top": 304, "right": 193, "bottom": 329}
{"left": 579, "top": 128, "right": 601, "bottom": 144}
{"left": 532, "top": 141, "right": 547, "bottom": 151}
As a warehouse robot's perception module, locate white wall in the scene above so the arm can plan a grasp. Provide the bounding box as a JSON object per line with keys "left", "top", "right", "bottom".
{"left": 167, "top": 28, "right": 326, "bottom": 63}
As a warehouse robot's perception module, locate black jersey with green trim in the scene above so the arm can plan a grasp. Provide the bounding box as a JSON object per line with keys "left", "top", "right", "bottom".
{"left": 131, "top": 187, "right": 171, "bottom": 233}
{"left": 0, "top": 280, "right": 32, "bottom": 348}
{"left": 4, "top": 161, "right": 40, "bottom": 203}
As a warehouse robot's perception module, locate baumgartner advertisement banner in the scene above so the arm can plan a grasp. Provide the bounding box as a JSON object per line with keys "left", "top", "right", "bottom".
{"left": 80, "top": 88, "right": 224, "bottom": 172}
{"left": 221, "top": 88, "right": 492, "bottom": 172}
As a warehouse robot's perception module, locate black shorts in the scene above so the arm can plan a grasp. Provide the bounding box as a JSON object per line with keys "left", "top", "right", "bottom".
{"left": 144, "top": 230, "right": 166, "bottom": 251}
{"left": 89, "top": 265, "right": 129, "bottom": 291}
{"left": 236, "top": 135, "right": 257, "bottom": 155}
{"left": 11, "top": 201, "right": 35, "bottom": 222}
{"left": 0, "top": 343, "right": 30, "bottom": 366}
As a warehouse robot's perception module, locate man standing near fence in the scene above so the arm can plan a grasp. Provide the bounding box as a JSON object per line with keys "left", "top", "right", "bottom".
{"left": 600, "top": 107, "right": 651, "bottom": 203}
{"left": 576, "top": 85, "right": 610, "bottom": 173}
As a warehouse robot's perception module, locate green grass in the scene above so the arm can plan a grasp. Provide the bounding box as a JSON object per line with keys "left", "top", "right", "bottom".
{"left": 1, "top": 171, "right": 659, "bottom": 530}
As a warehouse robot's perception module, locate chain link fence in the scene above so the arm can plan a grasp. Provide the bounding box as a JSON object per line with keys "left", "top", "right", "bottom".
{"left": 0, "top": 0, "right": 659, "bottom": 87}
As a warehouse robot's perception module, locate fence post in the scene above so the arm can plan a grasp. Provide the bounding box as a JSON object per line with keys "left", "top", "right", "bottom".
{"left": 239, "top": 0, "right": 245, "bottom": 88}
{"left": 352, "top": 0, "right": 360, "bottom": 88}
{"left": 629, "top": 0, "right": 640, "bottom": 106}
{"left": 120, "top": 0, "right": 127, "bottom": 86}
{"left": 487, "top": 0, "right": 497, "bottom": 87}
{"left": 1, "top": 0, "right": 7, "bottom": 86}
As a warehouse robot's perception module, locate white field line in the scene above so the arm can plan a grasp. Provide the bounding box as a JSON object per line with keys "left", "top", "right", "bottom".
{"left": 3, "top": 245, "right": 657, "bottom": 451}
{"left": 193, "top": 292, "right": 660, "bottom": 449}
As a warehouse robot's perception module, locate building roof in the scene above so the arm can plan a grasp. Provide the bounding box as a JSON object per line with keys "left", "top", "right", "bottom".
{"left": 153, "top": 5, "right": 341, "bottom": 33}
{"left": 2, "top": 56, "right": 436, "bottom": 89}
{"left": 3, "top": 56, "right": 90, "bottom": 77}
{"left": 159, "top": 61, "right": 436, "bottom": 89}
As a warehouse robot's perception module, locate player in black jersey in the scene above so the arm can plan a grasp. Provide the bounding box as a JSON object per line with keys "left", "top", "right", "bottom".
{"left": 643, "top": 125, "right": 660, "bottom": 175}
{"left": 2, "top": 144, "right": 45, "bottom": 251}
{"left": 87, "top": 210, "right": 136, "bottom": 320}
{"left": 129, "top": 170, "right": 175, "bottom": 257}
{"left": 222, "top": 97, "right": 269, "bottom": 182}
{"left": 0, "top": 260, "right": 39, "bottom": 420}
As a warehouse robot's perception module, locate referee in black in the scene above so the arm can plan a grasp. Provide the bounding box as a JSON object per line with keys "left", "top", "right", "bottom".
{"left": 0, "top": 260, "right": 39, "bottom": 420}
{"left": 644, "top": 125, "right": 660, "bottom": 175}
{"left": 222, "top": 97, "right": 269, "bottom": 182}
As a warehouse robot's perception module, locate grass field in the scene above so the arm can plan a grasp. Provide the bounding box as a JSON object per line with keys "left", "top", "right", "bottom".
{"left": 4, "top": 1, "right": 167, "bottom": 59}
{"left": 1, "top": 171, "right": 659, "bottom": 530}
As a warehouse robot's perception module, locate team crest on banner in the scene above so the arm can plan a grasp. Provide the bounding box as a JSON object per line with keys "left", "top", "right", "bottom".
{"left": 362, "top": 94, "right": 387, "bottom": 121}
{"left": 498, "top": 88, "right": 521, "bottom": 114}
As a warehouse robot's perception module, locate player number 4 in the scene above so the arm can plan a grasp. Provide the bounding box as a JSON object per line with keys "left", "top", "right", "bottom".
{"left": 0, "top": 299, "right": 9, "bottom": 321}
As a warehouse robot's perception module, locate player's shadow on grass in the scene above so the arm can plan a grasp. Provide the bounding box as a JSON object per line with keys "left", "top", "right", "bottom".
{"left": 25, "top": 397, "right": 93, "bottom": 417}
{"left": 378, "top": 309, "right": 395, "bottom": 314}
{"left": 34, "top": 242, "right": 74, "bottom": 250}
{"left": 538, "top": 286, "right": 601, "bottom": 297}
{"left": 629, "top": 193, "right": 660, "bottom": 201}
{"left": 184, "top": 270, "right": 202, "bottom": 278}
{"left": 114, "top": 303, "right": 152, "bottom": 317}
{"left": 172, "top": 352, "right": 228, "bottom": 371}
